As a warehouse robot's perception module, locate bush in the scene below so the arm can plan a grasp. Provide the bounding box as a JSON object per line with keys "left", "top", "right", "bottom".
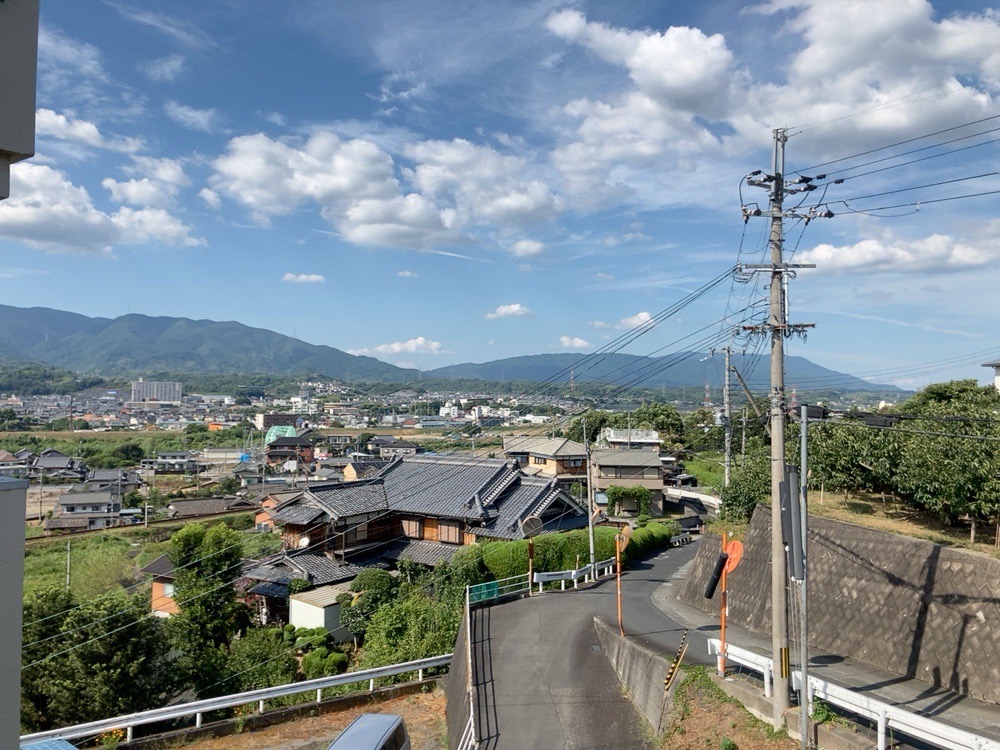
{"left": 301, "top": 646, "right": 348, "bottom": 679}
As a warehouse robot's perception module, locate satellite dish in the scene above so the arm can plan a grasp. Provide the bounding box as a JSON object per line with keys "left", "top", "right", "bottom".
{"left": 520, "top": 515, "right": 543, "bottom": 539}
{"left": 298, "top": 536, "right": 310, "bottom": 549}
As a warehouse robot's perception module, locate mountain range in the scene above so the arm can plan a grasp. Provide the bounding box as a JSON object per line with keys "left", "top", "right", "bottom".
{"left": 0, "top": 305, "right": 899, "bottom": 392}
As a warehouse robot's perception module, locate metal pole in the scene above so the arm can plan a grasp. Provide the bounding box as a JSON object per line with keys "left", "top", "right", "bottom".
{"left": 769, "top": 127, "right": 790, "bottom": 727}
{"left": 718, "top": 532, "right": 728, "bottom": 675}
{"left": 65, "top": 540, "right": 71, "bottom": 590}
{"left": 724, "top": 347, "right": 732, "bottom": 487}
{"left": 584, "top": 419, "right": 596, "bottom": 579}
{"left": 799, "top": 404, "right": 810, "bottom": 749}
{"left": 615, "top": 534, "right": 624, "bottom": 636}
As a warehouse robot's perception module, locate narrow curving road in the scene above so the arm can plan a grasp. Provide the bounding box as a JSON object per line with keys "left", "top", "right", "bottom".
{"left": 470, "top": 540, "right": 710, "bottom": 750}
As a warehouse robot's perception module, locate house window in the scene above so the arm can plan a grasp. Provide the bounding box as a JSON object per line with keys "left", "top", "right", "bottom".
{"left": 567, "top": 458, "right": 584, "bottom": 467}
{"left": 354, "top": 522, "right": 368, "bottom": 542}
{"left": 402, "top": 518, "right": 423, "bottom": 539}
{"left": 163, "top": 582, "right": 175, "bottom": 597}
{"left": 531, "top": 456, "right": 546, "bottom": 464}
{"left": 439, "top": 520, "right": 461, "bottom": 544}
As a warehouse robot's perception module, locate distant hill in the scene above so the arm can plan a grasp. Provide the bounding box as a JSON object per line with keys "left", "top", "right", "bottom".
{"left": 0, "top": 305, "right": 417, "bottom": 382}
{"left": 428, "top": 352, "right": 901, "bottom": 392}
{"left": 0, "top": 305, "right": 900, "bottom": 392}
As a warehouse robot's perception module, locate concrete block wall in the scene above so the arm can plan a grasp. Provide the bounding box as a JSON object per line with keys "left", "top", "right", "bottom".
{"left": 593, "top": 616, "right": 673, "bottom": 734}
{"left": 679, "top": 507, "right": 1000, "bottom": 704}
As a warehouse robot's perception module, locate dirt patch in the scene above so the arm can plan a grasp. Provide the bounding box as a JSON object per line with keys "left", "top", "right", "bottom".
{"left": 661, "top": 669, "right": 797, "bottom": 750}
{"left": 174, "top": 689, "right": 446, "bottom": 750}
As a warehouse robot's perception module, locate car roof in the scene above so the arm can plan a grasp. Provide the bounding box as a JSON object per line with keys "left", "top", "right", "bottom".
{"left": 329, "top": 713, "right": 403, "bottom": 747}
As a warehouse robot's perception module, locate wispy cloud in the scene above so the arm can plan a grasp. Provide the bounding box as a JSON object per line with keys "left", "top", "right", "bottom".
{"left": 283, "top": 273, "right": 326, "bottom": 284}
{"left": 397, "top": 270, "right": 418, "bottom": 278}
{"left": 806, "top": 309, "right": 982, "bottom": 339}
{"left": 138, "top": 54, "right": 186, "bottom": 83}
{"left": 348, "top": 337, "right": 449, "bottom": 356}
{"left": 164, "top": 101, "right": 224, "bottom": 133}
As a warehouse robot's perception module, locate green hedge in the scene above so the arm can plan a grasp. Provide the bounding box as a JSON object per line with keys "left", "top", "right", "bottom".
{"left": 479, "top": 522, "right": 679, "bottom": 580}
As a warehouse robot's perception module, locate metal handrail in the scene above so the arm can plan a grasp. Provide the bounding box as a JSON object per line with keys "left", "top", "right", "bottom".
{"left": 20, "top": 654, "right": 452, "bottom": 747}
{"left": 707, "top": 639, "right": 998, "bottom": 750}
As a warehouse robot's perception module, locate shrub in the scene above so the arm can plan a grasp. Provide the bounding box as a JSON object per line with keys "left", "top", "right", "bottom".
{"left": 301, "top": 646, "right": 348, "bottom": 679}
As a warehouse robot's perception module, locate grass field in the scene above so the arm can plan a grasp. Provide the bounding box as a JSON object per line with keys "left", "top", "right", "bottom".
{"left": 23, "top": 516, "right": 282, "bottom": 599}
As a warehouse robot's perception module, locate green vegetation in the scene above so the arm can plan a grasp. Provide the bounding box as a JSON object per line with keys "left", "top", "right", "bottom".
{"left": 0, "top": 364, "right": 104, "bottom": 395}
{"left": 565, "top": 403, "right": 685, "bottom": 446}
{"left": 605, "top": 485, "right": 651, "bottom": 516}
{"left": 685, "top": 452, "right": 725, "bottom": 492}
{"left": 21, "top": 588, "right": 173, "bottom": 731}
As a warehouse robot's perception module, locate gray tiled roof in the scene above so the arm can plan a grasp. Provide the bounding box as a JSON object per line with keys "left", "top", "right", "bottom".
{"left": 378, "top": 455, "right": 521, "bottom": 520}
{"left": 379, "top": 539, "right": 461, "bottom": 566}
{"left": 140, "top": 554, "right": 176, "bottom": 578}
{"left": 270, "top": 505, "right": 325, "bottom": 525}
{"left": 475, "top": 476, "right": 588, "bottom": 540}
{"left": 310, "top": 479, "right": 389, "bottom": 518}
{"left": 286, "top": 551, "right": 368, "bottom": 585}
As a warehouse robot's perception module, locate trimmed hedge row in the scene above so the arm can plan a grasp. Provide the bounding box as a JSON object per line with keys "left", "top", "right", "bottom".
{"left": 479, "top": 521, "right": 680, "bottom": 581}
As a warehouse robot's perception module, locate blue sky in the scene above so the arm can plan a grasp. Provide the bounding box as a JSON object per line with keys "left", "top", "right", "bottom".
{"left": 3, "top": 0, "right": 1000, "bottom": 388}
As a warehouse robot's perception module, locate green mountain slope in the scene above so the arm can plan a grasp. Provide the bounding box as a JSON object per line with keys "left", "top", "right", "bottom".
{"left": 0, "top": 305, "right": 416, "bottom": 381}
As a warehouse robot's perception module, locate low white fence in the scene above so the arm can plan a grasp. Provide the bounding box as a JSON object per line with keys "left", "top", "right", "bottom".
{"left": 707, "top": 639, "right": 999, "bottom": 750}
{"left": 20, "top": 654, "right": 452, "bottom": 748}
{"left": 532, "top": 557, "right": 616, "bottom": 592}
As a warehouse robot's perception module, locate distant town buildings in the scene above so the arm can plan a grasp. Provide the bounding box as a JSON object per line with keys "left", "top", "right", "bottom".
{"left": 130, "top": 379, "right": 182, "bottom": 404}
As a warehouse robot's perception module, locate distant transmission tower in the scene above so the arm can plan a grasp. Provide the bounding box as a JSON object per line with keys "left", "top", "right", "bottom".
{"left": 703, "top": 382, "right": 711, "bottom": 408}
{"left": 569, "top": 368, "right": 575, "bottom": 392}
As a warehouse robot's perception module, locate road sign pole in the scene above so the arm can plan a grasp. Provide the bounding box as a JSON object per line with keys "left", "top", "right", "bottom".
{"left": 719, "top": 532, "right": 728, "bottom": 676}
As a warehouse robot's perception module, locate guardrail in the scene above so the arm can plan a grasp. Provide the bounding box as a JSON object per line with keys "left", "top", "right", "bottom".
{"left": 468, "top": 574, "right": 530, "bottom": 604}
{"left": 531, "top": 558, "right": 616, "bottom": 592}
{"left": 20, "top": 654, "right": 452, "bottom": 747}
{"left": 707, "top": 639, "right": 999, "bottom": 750}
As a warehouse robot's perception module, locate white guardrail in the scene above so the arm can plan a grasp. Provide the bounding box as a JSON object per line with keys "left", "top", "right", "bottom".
{"left": 707, "top": 639, "right": 999, "bottom": 750}
{"left": 20, "top": 654, "right": 452, "bottom": 747}
{"left": 531, "top": 558, "right": 616, "bottom": 592}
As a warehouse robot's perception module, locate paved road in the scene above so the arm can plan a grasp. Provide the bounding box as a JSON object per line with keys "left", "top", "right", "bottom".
{"left": 470, "top": 541, "right": 708, "bottom": 750}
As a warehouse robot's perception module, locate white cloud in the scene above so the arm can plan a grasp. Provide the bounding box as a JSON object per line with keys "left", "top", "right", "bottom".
{"left": 102, "top": 156, "right": 191, "bottom": 208}
{"left": 36, "top": 109, "right": 104, "bottom": 148}
{"left": 348, "top": 336, "right": 449, "bottom": 356}
{"left": 619, "top": 311, "right": 653, "bottom": 329}
{"left": 397, "top": 270, "right": 418, "bottom": 278}
{"left": 509, "top": 239, "right": 544, "bottom": 257}
{"left": 199, "top": 188, "right": 221, "bottom": 209}
{"left": 283, "top": 273, "right": 326, "bottom": 283}
{"left": 485, "top": 303, "right": 532, "bottom": 319}
{"left": 547, "top": 10, "right": 735, "bottom": 116}
{"left": 338, "top": 194, "right": 454, "bottom": 248}
{"left": 798, "top": 230, "right": 1000, "bottom": 273}
{"left": 138, "top": 54, "right": 186, "bottom": 83}
{"left": 102, "top": 177, "right": 172, "bottom": 208}
{"left": 260, "top": 111, "right": 287, "bottom": 127}
{"left": 111, "top": 5, "right": 215, "bottom": 49}
{"left": 35, "top": 109, "right": 141, "bottom": 154}
{"left": 0, "top": 163, "right": 202, "bottom": 253}
{"left": 209, "top": 131, "right": 399, "bottom": 222}
{"left": 594, "top": 272, "right": 615, "bottom": 281}
{"left": 559, "top": 335, "right": 591, "bottom": 349}
{"left": 164, "top": 100, "right": 224, "bottom": 133}
{"left": 405, "top": 139, "right": 560, "bottom": 228}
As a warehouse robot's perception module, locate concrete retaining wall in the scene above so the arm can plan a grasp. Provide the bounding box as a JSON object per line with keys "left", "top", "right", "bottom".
{"left": 679, "top": 507, "right": 1000, "bottom": 704}
{"left": 445, "top": 610, "right": 471, "bottom": 750}
{"left": 593, "top": 616, "right": 674, "bottom": 734}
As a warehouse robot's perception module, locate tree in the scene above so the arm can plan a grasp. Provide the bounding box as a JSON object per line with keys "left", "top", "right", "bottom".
{"left": 894, "top": 384, "right": 1000, "bottom": 541}
{"left": 45, "top": 592, "right": 173, "bottom": 727}
{"left": 223, "top": 628, "right": 297, "bottom": 693}
{"left": 167, "top": 523, "right": 248, "bottom": 694}
{"left": 21, "top": 587, "right": 75, "bottom": 731}
{"left": 337, "top": 569, "right": 399, "bottom": 640}
{"left": 185, "top": 421, "right": 209, "bottom": 435}
{"left": 719, "top": 439, "right": 770, "bottom": 521}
